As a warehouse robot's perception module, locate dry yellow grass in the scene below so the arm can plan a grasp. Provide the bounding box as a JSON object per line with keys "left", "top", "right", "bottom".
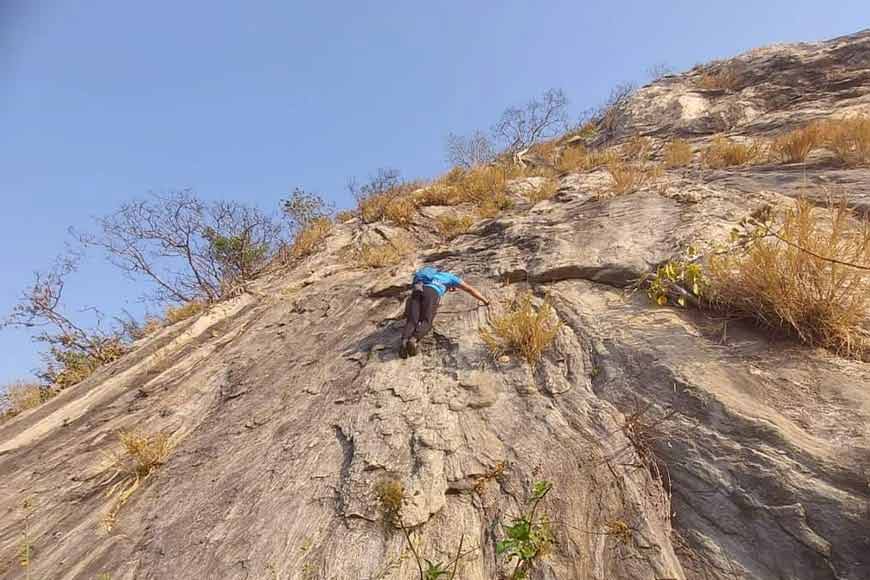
{"left": 702, "top": 136, "right": 763, "bottom": 168}
{"left": 164, "top": 300, "right": 206, "bottom": 324}
{"left": 103, "top": 430, "right": 173, "bottom": 530}
{"left": 290, "top": 217, "right": 332, "bottom": 259}
{"left": 357, "top": 182, "right": 420, "bottom": 224}
{"left": 524, "top": 179, "right": 559, "bottom": 203}
{"left": 480, "top": 293, "right": 561, "bottom": 366}
{"left": 770, "top": 123, "right": 822, "bottom": 163}
{"left": 663, "top": 139, "right": 694, "bottom": 168}
{"left": 819, "top": 116, "right": 870, "bottom": 167}
{"left": 435, "top": 214, "right": 475, "bottom": 240}
{"left": 606, "top": 161, "right": 654, "bottom": 194}
{"left": 556, "top": 145, "right": 618, "bottom": 173}
{"left": 696, "top": 63, "right": 741, "bottom": 91}
{"left": 709, "top": 199, "right": 870, "bottom": 357}
{"left": 1, "top": 381, "right": 47, "bottom": 417}
{"left": 621, "top": 136, "right": 652, "bottom": 160}
{"left": 354, "top": 238, "right": 414, "bottom": 269}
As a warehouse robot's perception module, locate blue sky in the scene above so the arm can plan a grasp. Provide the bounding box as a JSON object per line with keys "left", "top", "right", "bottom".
{"left": 1, "top": 1, "right": 867, "bottom": 383}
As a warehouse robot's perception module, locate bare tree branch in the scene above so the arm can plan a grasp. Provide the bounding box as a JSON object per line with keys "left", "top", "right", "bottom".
{"left": 491, "top": 89, "right": 569, "bottom": 154}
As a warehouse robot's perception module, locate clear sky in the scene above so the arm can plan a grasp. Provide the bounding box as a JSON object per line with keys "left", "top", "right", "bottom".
{"left": 1, "top": 0, "right": 867, "bottom": 384}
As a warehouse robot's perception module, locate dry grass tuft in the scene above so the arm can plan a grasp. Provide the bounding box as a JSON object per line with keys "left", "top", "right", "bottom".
{"left": 164, "top": 301, "right": 206, "bottom": 324}
{"left": 606, "top": 161, "right": 655, "bottom": 194}
{"left": 375, "top": 478, "right": 405, "bottom": 515}
{"left": 819, "top": 116, "right": 870, "bottom": 167}
{"left": 770, "top": 123, "right": 822, "bottom": 163}
{"left": 102, "top": 430, "right": 172, "bottom": 530}
{"left": 695, "top": 63, "right": 742, "bottom": 91}
{"left": 354, "top": 238, "right": 414, "bottom": 269}
{"left": 290, "top": 218, "right": 332, "bottom": 259}
{"left": 1, "top": 381, "right": 49, "bottom": 417}
{"left": 709, "top": 199, "right": 870, "bottom": 357}
{"left": 357, "top": 183, "right": 420, "bottom": 224}
{"left": 436, "top": 214, "right": 475, "bottom": 240}
{"left": 419, "top": 165, "right": 520, "bottom": 218}
{"left": 556, "top": 145, "right": 618, "bottom": 173}
{"left": 481, "top": 292, "right": 561, "bottom": 366}
{"left": 524, "top": 179, "right": 560, "bottom": 203}
{"left": 702, "top": 136, "right": 763, "bottom": 168}
{"left": 621, "top": 136, "right": 652, "bottom": 161}
{"left": 663, "top": 139, "right": 694, "bottom": 168}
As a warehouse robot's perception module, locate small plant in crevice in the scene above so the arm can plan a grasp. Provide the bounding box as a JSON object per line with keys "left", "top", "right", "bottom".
{"left": 480, "top": 293, "right": 561, "bottom": 367}
{"left": 19, "top": 496, "right": 35, "bottom": 580}
{"left": 375, "top": 478, "right": 465, "bottom": 580}
{"left": 647, "top": 247, "right": 707, "bottom": 307}
{"left": 496, "top": 480, "right": 554, "bottom": 580}
{"left": 101, "top": 430, "right": 173, "bottom": 531}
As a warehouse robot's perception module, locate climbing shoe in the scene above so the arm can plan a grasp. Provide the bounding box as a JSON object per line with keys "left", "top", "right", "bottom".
{"left": 407, "top": 338, "right": 418, "bottom": 357}
{"left": 399, "top": 339, "right": 409, "bottom": 359}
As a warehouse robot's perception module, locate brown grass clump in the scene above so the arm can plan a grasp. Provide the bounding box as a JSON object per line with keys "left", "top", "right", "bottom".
{"left": 709, "top": 199, "right": 870, "bottom": 357}
{"left": 1, "top": 381, "right": 49, "bottom": 417}
{"left": 421, "top": 165, "right": 520, "bottom": 218}
{"left": 354, "top": 238, "right": 413, "bottom": 269}
{"left": 702, "top": 136, "right": 763, "bottom": 168}
{"left": 289, "top": 217, "right": 332, "bottom": 259}
{"left": 436, "top": 214, "right": 475, "bottom": 240}
{"left": 663, "top": 139, "right": 694, "bottom": 168}
{"left": 621, "top": 136, "right": 652, "bottom": 161}
{"left": 164, "top": 300, "right": 206, "bottom": 324}
{"left": 770, "top": 123, "right": 822, "bottom": 163}
{"left": 357, "top": 182, "right": 420, "bottom": 224}
{"left": 103, "top": 430, "right": 173, "bottom": 530}
{"left": 819, "top": 116, "right": 870, "bottom": 167}
{"left": 695, "top": 63, "right": 742, "bottom": 91}
{"left": 415, "top": 183, "right": 460, "bottom": 207}
{"left": 606, "top": 161, "right": 655, "bottom": 194}
{"left": 481, "top": 292, "right": 561, "bottom": 366}
{"left": 556, "top": 145, "right": 618, "bottom": 173}
{"left": 524, "top": 179, "right": 560, "bottom": 203}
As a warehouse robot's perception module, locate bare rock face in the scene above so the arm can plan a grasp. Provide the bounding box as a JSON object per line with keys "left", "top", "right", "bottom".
{"left": 2, "top": 29, "right": 870, "bottom": 580}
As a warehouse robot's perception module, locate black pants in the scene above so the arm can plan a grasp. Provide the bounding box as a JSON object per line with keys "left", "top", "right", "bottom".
{"left": 401, "top": 286, "right": 440, "bottom": 341}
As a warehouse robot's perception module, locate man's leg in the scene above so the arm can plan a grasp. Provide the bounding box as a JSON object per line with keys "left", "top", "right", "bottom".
{"left": 400, "top": 292, "right": 421, "bottom": 357}
{"left": 412, "top": 287, "right": 441, "bottom": 340}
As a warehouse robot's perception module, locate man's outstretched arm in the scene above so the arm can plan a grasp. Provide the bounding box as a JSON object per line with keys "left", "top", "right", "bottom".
{"left": 458, "top": 281, "right": 489, "bottom": 305}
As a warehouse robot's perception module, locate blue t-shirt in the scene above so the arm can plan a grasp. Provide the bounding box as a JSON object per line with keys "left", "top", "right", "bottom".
{"left": 413, "top": 267, "right": 462, "bottom": 297}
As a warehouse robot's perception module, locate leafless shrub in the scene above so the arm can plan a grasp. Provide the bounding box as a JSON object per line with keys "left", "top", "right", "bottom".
{"left": 2, "top": 252, "right": 129, "bottom": 388}
{"left": 647, "top": 62, "right": 674, "bottom": 81}
{"left": 595, "top": 82, "right": 636, "bottom": 137}
{"left": 492, "top": 88, "right": 570, "bottom": 154}
{"left": 77, "top": 191, "right": 281, "bottom": 303}
{"left": 445, "top": 131, "right": 496, "bottom": 169}
{"left": 282, "top": 188, "right": 334, "bottom": 232}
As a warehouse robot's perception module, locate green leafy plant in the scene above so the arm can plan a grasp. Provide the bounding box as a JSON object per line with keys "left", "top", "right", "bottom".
{"left": 647, "top": 249, "right": 707, "bottom": 307}
{"left": 376, "top": 479, "right": 465, "bottom": 580}
{"left": 497, "top": 480, "right": 553, "bottom": 580}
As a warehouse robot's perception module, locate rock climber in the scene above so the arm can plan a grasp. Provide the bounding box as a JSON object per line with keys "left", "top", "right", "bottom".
{"left": 400, "top": 265, "right": 489, "bottom": 358}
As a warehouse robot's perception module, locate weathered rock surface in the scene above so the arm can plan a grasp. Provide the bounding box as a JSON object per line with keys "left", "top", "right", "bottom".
{"left": 2, "top": 29, "right": 870, "bottom": 580}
